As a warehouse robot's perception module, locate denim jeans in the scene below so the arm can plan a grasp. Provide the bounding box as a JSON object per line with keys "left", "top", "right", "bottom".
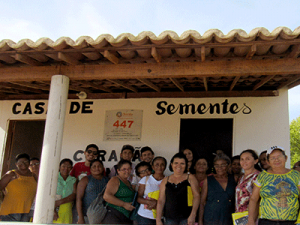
{"left": 258, "top": 219, "right": 296, "bottom": 225}
{"left": 164, "top": 217, "right": 188, "bottom": 225}
{"left": 136, "top": 214, "right": 156, "bottom": 225}
{"left": 0, "top": 213, "right": 31, "bottom": 222}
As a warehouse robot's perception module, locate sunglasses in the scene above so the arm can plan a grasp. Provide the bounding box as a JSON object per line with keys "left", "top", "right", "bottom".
{"left": 87, "top": 150, "right": 98, "bottom": 155}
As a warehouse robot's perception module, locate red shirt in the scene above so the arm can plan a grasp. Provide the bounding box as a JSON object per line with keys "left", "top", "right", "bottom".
{"left": 70, "top": 161, "right": 106, "bottom": 180}
{"left": 70, "top": 162, "right": 90, "bottom": 179}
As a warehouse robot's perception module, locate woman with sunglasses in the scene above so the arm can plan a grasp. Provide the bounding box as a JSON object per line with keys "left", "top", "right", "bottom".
{"left": 102, "top": 160, "right": 135, "bottom": 224}
{"left": 77, "top": 159, "right": 108, "bottom": 224}
{"left": 0, "top": 153, "right": 37, "bottom": 222}
{"left": 199, "top": 151, "right": 236, "bottom": 225}
{"left": 70, "top": 144, "right": 99, "bottom": 180}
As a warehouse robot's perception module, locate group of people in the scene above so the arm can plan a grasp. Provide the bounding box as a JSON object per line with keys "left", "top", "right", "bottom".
{"left": 0, "top": 144, "right": 300, "bottom": 225}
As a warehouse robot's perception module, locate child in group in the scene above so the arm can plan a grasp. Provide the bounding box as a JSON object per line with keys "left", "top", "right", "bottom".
{"left": 132, "top": 146, "right": 155, "bottom": 188}
{"left": 133, "top": 161, "right": 152, "bottom": 191}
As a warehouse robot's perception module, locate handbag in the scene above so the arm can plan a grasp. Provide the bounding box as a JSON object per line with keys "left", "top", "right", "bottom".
{"left": 86, "top": 186, "right": 107, "bottom": 224}
{"left": 129, "top": 191, "right": 140, "bottom": 221}
{"left": 129, "top": 175, "right": 150, "bottom": 220}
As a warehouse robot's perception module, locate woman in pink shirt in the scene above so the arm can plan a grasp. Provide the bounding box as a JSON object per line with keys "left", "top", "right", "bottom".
{"left": 235, "top": 149, "right": 261, "bottom": 213}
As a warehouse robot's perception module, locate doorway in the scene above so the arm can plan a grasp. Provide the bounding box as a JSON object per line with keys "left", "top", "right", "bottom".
{"left": 1, "top": 120, "right": 45, "bottom": 176}
{"left": 179, "top": 118, "right": 233, "bottom": 167}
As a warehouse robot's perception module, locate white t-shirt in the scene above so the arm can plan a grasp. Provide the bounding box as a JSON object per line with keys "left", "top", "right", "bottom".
{"left": 137, "top": 175, "right": 163, "bottom": 219}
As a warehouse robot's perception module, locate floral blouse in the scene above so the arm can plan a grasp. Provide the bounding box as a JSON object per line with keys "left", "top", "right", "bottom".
{"left": 235, "top": 170, "right": 260, "bottom": 212}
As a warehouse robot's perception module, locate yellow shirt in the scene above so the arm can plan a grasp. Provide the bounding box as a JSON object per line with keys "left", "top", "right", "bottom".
{"left": 254, "top": 170, "right": 300, "bottom": 221}
{"left": 0, "top": 172, "right": 37, "bottom": 215}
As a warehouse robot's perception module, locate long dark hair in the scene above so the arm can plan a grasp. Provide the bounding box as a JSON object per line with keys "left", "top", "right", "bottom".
{"left": 240, "top": 149, "right": 262, "bottom": 171}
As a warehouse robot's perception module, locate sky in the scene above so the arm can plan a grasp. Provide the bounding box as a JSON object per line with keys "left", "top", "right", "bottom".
{"left": 0, "top": 0, "right": 299, "bottom": 121}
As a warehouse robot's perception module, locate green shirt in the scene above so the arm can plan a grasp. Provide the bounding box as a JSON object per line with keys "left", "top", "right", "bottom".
{"left": 56, "top": 173, "right": 76, "bottom": 198}
{"left": 107, "top": 178, "right": 135, "bottom": 218}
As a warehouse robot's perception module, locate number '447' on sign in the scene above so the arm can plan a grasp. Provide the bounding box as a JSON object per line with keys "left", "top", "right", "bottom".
{"left": 113, "top": 120, "right": 134, "bottom": 128}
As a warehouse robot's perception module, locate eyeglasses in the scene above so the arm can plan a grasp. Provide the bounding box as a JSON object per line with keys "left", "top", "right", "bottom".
{"left": 269, "top": 155, "right": 285, "bottom": 161}
{"left": 214, "top": 164, "right": 228, "bottom": 168}
{"left": 139, "top": 168, "right": 150, "bottom": 174}
{"left": 87, "top": 150, "right": 98, "bottom": 155}
{"left": 17, "top": 160, "right": 29, "bottom": 165}
{"left": 30, "top": 162, "right": 40, "bottom": 166}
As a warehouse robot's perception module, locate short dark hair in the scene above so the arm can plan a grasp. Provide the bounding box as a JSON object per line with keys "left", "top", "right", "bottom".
{"left": 90, "top": 159, "right": 104, "bottom": 168}
{"left": 15, "top": 153, "right": 30, "bottom": 162}
{"left": 152, "top": 156, "right": 167, "bottom": 167}
{"left": 121, "top": 144, "right": 135, "bottom": 154}
{"left": 231, "top": 155, "right": 240, "bottom": 162}
{"left": 60, "top": 158, "right": 73, "bottom": 167}
{"left": 141, "top": 146, "right": 154, "bottom": 155}
{"left": 169, "top": 152, "right": 188, "bottom": 173}
{"left": 190, "top": 157, "right": 209, "bottom": 174}
{"left": 85, "top": 144, "right": 99, "bottom": 152}
{"left": 135, "top": 161, "right": 152, "bottom": 177}
{"left": 117, "top": 159, "right": 132, "bottom": 170}
{"left": 30, "top": 157, "right": 40, "bottom": 162}
{"left": 259, "top": 150, "right": 267, "bottom": 157}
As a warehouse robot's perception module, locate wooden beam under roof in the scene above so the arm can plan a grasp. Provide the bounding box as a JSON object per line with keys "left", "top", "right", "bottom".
{"left": 288, "top": 45, "right": 300, "bottom": 58}
{"left": 9, "top": 82, "right": 50, "bottom": 91}
{"left": 0, "top": 85, "right": 21, "bottom": 94}
{"left": 203, "top": 77, "right": 208, "bottom": 91}
{"left": 253, "top": 75, "right": 276, "bottom": 90}
{"left": 0, "top": 90, "right": 279, "bottom": 100}
{"left": 83, "top": 52, "right": 102, "bottom": 60}
{"left": 28, "top": 53, "right": 49, "bottom": 62}
{"left": 58, "top": 52, "right": 80, "bottom": 65}
{"left": 288, "top": 77, "right": 300, "bottom": 89}
{"left": 68, "top": 83, "right": 91, "bottom": 93}
{"left": 137, "top": 79, "right": 161, "bottom": 92}
{"left": 76, "top": 80, "right": 112, "bottom": 93}
{"left": 103, "top": 50, "right": 119, "bottom": 64}
{"left": 6, "top": 82, "right": 44, "bottom": 93}
{"left": 277, "top": 74, "right": 300, "bottom": 89}
{"left": 0, "top": 55, "right": 16, "bottom": 64}
{"left": 169, "top": 78, "right": 184, "bottom": 92}
{"left": 151, "top": 47, "right": 162, "bottom": 63}
{"left": 229, "top": 76, "right": 240, "bottom": 91}
{"left": 201, "top": 46, "right": 206, "bottom": 62}
{"left": 0, "top": 58, "right": 300, "bottom": 82}
{"left": 15, "top": 54, "right": 43, "bottom": 66}
{"left": 107, "top": 79, "right": 137, "bottom": 92}
{"left": 246, "top": 45, "right": 256, "bottom": 60}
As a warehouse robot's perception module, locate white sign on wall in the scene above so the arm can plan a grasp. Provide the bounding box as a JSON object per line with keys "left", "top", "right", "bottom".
{"left": 104, "top": 109, "right": 143, "bottom": 141}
